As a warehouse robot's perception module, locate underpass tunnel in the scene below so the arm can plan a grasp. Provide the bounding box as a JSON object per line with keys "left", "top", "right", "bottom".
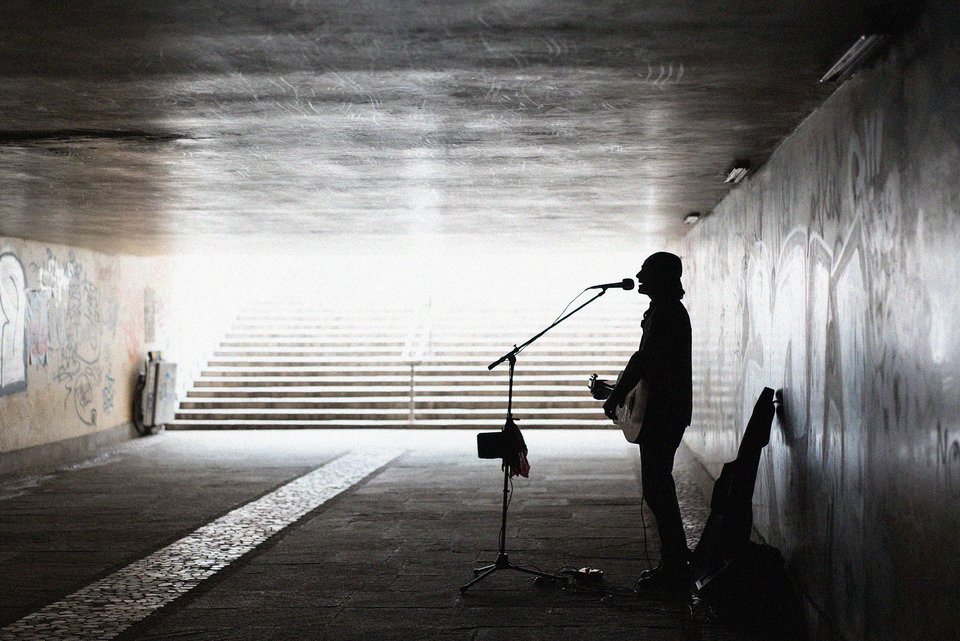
{"left": 1, "top": 1, "right": 958, "bottom": 640}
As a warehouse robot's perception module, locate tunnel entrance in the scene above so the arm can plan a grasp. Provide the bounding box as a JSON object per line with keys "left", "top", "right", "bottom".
{"left": 172, "top": 299, "right": 640, "bottom": 429}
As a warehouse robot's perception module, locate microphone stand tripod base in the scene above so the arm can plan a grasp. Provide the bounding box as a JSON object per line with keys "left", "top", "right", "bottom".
{"left": 460, "top": 465, "right": 559, "bottom": 593}
{"left": 460, "top": 553, "right": 560, "bottom": 593}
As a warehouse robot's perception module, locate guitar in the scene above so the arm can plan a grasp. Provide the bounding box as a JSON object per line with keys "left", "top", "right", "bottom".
{"left": 589, "top": 373, "right": 649, "bottom": 443}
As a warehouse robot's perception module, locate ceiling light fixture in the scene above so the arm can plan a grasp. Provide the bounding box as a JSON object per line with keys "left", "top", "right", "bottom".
{"left": 724, "top": 160, "right": 751, "bottom": 184}
{"left": 819, "top": 34, "right": 888, "bottom": 83}
{"left": 683, "top": 212, "right": 701, "bottom": 225}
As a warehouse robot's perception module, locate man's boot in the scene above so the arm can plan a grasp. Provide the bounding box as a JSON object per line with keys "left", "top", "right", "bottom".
{"left": 634, "top": 559, "right": 691, "bottom": 592}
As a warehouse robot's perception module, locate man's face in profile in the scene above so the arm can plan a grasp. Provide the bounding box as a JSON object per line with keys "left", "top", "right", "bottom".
{"left": 636, "top": 264, "right": 651, "bottom": 296}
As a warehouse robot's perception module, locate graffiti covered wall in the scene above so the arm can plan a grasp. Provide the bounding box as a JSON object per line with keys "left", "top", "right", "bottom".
{"left": 681, "top": 3, "right": 960, "bottom": 640}
{"left": 0, "top": 237, "right": 167, "bottom": 454}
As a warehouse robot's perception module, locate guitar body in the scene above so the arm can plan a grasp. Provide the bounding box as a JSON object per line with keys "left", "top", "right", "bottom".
{"left": 589, "top": 371, "right": 649, "bottom": 443}
{"left": 614, "top": 379, "right": 648, "bottom": 443}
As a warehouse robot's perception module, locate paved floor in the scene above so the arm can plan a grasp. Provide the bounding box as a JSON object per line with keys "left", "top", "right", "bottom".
{"left": 0, "top": 430, "right": 791, "bottom": 640}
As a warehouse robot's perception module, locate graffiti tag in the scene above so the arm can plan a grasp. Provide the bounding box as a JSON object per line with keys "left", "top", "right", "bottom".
{"left": 32, "top": 250, "right": 105, "bottom": 426}
{"left": 938, "top": 422, "right": 960, "bottom": 499}
{"left": 0, "top": 251, "right": 28, "bottom": 395}
{"left": 102, "top": 374, "right": 116, "bottom": 415}
{"left": 26, "top": 289, "right": 50, "bottom": 366}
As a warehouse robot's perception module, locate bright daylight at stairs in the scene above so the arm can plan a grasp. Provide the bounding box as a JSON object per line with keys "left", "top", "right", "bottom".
{"left": 167, "top": 243, "right": 654, "bottom": 431}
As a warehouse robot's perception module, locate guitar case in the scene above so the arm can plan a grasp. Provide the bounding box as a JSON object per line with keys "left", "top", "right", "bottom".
{"left": 690, "top": 387, "right": 775, "bottom": 593}
{"left": 689, "top": 387, "right": 803, "bottom": 634}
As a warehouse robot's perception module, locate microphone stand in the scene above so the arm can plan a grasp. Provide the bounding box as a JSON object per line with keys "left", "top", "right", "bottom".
{"left": 460, "top": 286, "right": 612, "bottom": 593}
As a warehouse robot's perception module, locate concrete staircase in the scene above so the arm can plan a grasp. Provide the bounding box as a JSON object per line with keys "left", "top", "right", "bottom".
{"left": 171, "top": 302, "right": 642, "bottom": 429}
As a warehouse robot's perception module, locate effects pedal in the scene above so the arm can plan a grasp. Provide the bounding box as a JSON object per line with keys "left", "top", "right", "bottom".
{"left": 576, "top": 567, "right": 604, "bottom": 584}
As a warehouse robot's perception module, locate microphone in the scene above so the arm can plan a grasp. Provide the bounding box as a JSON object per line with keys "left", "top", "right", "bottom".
{"left": 587, "top": 278, "right": 635, "bottom": 291}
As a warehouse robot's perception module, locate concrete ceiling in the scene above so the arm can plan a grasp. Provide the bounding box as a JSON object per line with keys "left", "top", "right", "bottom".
{"left": 0, "top": 1, "right": 912, "bottom": 255}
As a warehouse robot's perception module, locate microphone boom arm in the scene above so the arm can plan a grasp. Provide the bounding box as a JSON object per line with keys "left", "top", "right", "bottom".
{"left": 488, "top": 288, "right": 608, "bottom": 370}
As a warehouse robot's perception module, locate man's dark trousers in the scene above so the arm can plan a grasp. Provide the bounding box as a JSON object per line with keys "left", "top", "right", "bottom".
{"left": 639, "top": 424, "right": 689, "bottom": 566}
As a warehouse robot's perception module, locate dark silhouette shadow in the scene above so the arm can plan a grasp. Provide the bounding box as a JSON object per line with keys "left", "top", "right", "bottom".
{"left": 690, "top": 387, "right": 806, "bottom": 638}
{"left": 602, "top": 252, "right": 693, "bottom": 591}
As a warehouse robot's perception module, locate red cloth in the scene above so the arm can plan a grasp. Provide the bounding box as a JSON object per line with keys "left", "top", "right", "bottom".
{"left": 501, "top": 418, "right": 530, "bottom": 478}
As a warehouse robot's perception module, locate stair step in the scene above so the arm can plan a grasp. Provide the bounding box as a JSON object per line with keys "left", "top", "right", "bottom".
{"left": 191, "top": 378, "right": 591, "bottom": 388}
{"left": 175, "top": 408, "right": 604, "bottom": 420}
{"left": 196, "top": 373, "right": 618, "bottom": 382}
{"left": 200, "top": 365, "right": 622, "bottom": 374}
{"left": 224, "top": 328, "right": 639, "bottom": 336}
{"left": 219, "top": 341, "right": 406, "bottom": 347}
{"left": 168, "top": 419, "right": 614, "bottom": 429}
{"left": 189, "top": 386, "right": 409, "bottom": 397}
{"left": 211, "top": 347, "right": 634, "bottom": 357}
{"left": 186, "top": 385, "right": 590, "bottom": 397}
{"left": 204, "top": 357, "right": 628, "bottom": 367}
{"left": 223, "top": 332, "right": 416, "bottom": 339}
{"left": 179, "top": 396, "right": 598, "bottom": 409}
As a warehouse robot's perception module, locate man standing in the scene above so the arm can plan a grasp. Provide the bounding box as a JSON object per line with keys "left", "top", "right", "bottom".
{"left": 603, "top": 252, "right": 693, "bottom": 589}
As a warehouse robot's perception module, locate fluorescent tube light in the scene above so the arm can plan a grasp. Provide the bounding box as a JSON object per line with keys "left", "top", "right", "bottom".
{"left": 820, "top": 34, "right": 887, "bottom": 83}
{"left": 724, "top": 161, "right": 750, "bottom": 184}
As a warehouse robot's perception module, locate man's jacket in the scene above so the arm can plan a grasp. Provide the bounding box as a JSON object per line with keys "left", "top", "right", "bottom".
{"left": 616, "top": 298, "right": 692, "bottom": 430}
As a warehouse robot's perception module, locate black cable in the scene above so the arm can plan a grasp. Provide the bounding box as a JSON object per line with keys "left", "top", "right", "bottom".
{"left": 531, "top": 471, "right": 688, "bottom": 610}
{"left": 515, "top": 287, "right": 589, "bottom": 357}
{"left": 639, "top": 487, "right": 654, "bottom": 571}
{"left": 550, "top": 287, "right": 590, "bottom": 326}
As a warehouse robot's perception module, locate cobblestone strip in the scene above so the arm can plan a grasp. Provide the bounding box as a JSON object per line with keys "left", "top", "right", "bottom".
{"left": 0, "top": 451, "right": 398, "bottom": 641}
